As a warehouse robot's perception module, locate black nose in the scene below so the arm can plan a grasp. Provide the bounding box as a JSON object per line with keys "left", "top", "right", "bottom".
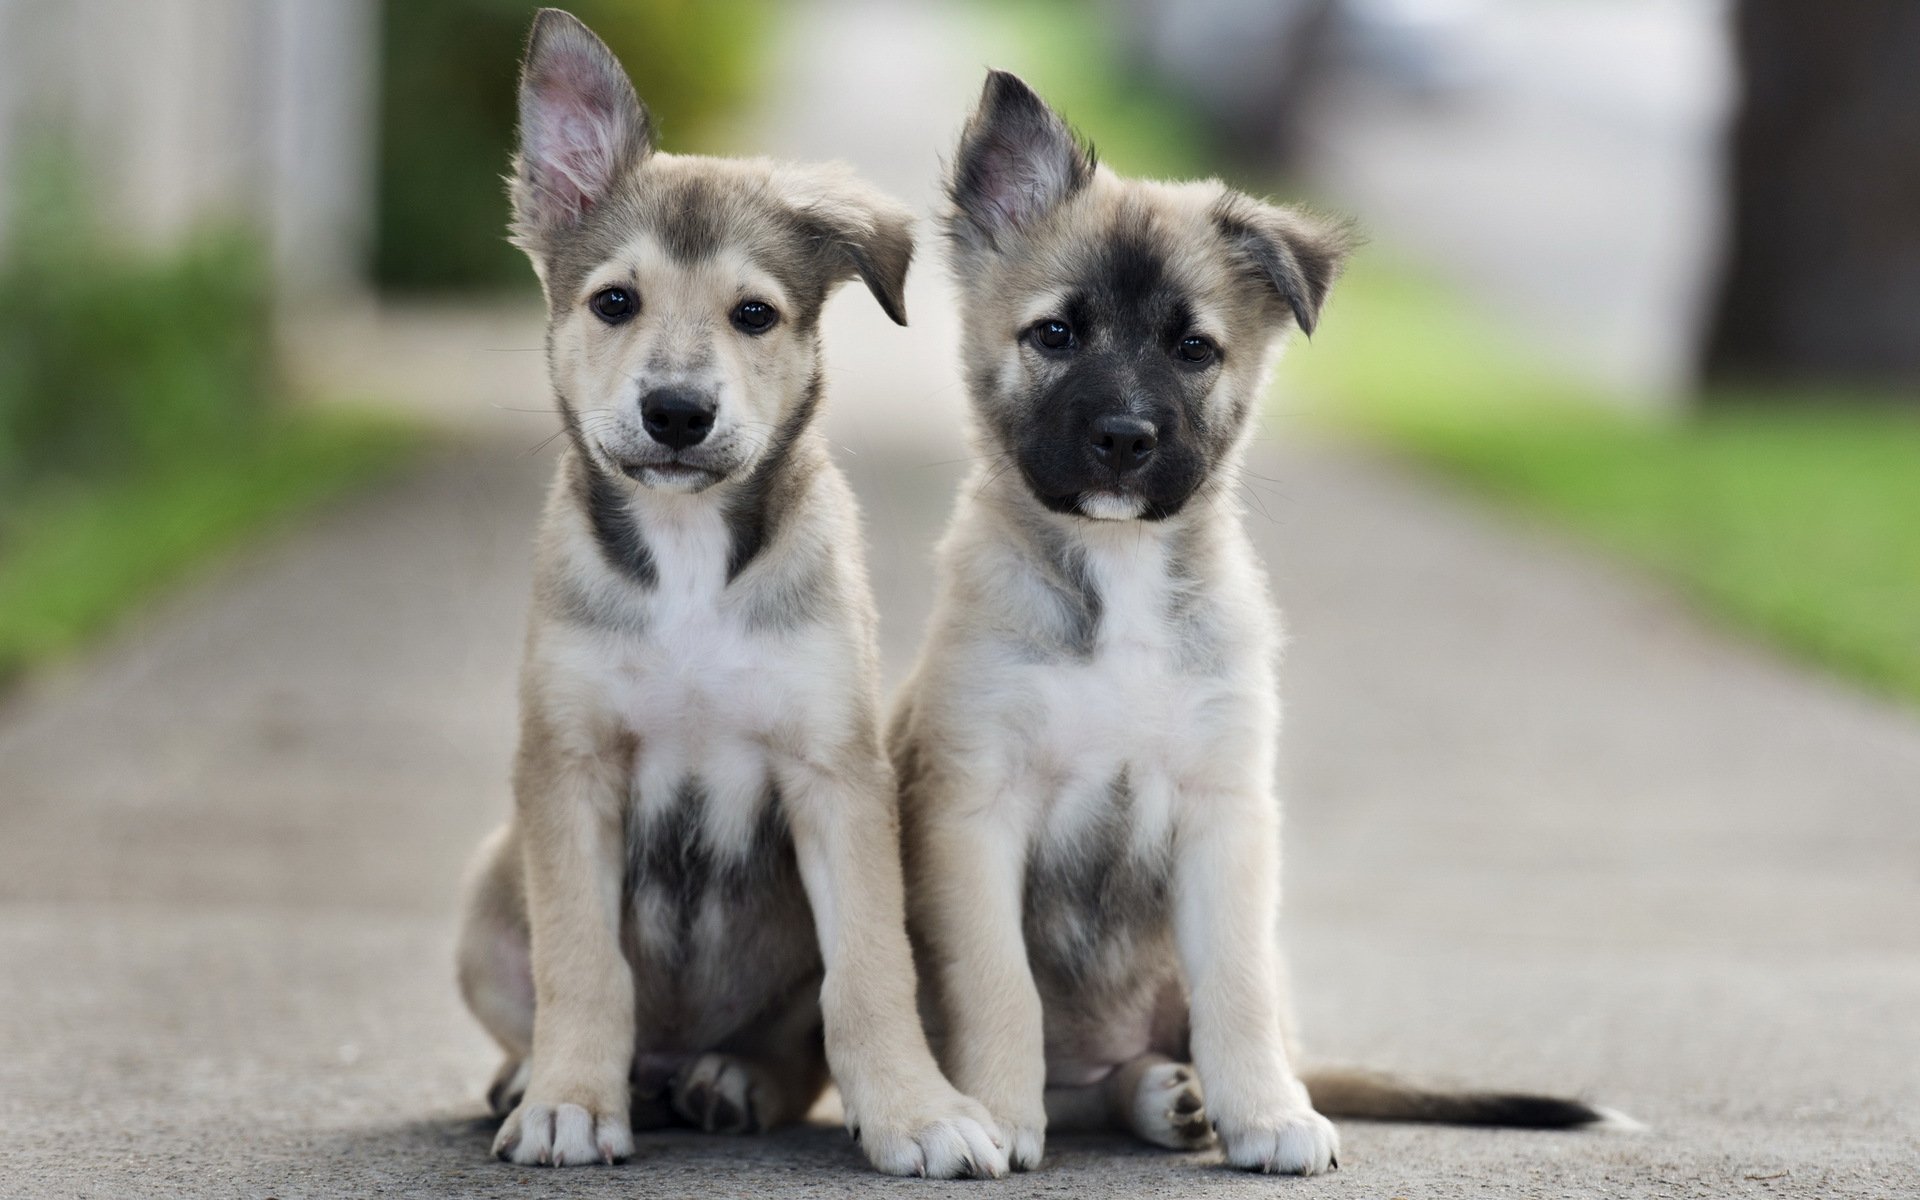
{"left": 639, "top": 388, "right": 716, "bottom": 450}
{"left": 1089, "top": 414, "right": 1158, "bottom": 471}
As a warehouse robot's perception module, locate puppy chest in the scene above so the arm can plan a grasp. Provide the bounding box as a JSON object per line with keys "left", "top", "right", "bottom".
{"left": 1017, "top": 650, "right": 1226, "bottom": 798}
{"left": 1019, "top": 547, "right": 1236, "bottom": 786}
{"left": 558, "top": 608, "right": 838, "bottom": 773}
{"left": 608, "top": 615, "right": 770, "bottom": 739}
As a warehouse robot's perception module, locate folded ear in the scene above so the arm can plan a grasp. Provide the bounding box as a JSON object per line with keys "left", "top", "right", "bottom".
{"left": 510, "top": 9, "right": 652, "bottom": 248}
{"left": 945, "top": 69, "right": 1094, "bottom": 251}
{"left": 1212, "top": 197, "right": 1356, "bottom": 337}
{"left": 839, "top": 199, "right": 916, "bottom": 326}
{"left": 779, "top": 165, "right": 917, "bottom": 326}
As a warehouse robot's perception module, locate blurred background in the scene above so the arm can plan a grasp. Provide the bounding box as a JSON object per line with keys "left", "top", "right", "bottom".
{"left": 2, "top": 0, "right": 1915, "bottom": 701}
{"left": 1, "top": 1, "right": 1916, "bottom": 1194}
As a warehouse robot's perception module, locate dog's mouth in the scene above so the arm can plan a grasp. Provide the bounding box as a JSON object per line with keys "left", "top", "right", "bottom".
{"left": 618, "top": 460, "right": 725, "bottom": 491}
{"left": 1033, "top": 485, "right": 1188, "bottom": 523}
{"left": 1076, "top": 491, "right": 1147, "bottom": 521}
{"left": 1027, "top": 472, "right": 1187, "bottom": 523}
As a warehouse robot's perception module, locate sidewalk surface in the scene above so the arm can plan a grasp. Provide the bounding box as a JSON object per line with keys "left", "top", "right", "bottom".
{"left": 3, "top": 3, "right": 1917, "bottom": 1197}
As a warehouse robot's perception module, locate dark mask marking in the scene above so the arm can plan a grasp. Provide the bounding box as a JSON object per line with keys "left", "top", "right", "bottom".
{"left": 566, "top": 417, "right": 657, "bottom": 588}
{"left": 723, "top": 370, "right": 823, "bottom": 582}
{"left": 996, "top": 210, "right": 1225, "bottom": 521}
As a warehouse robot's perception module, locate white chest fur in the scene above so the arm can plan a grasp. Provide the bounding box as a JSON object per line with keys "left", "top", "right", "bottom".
{"left": 990, "top": 529, "right": 1262, "bottom": 852}
{"left": 538, "top": 494, "right": 851, "bottom": 835}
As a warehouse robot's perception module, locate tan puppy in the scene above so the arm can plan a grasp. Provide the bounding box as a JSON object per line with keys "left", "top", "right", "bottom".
{"left": 892, "top": 70, "right": 1624, "bottom": 1175}
{"left": 455, "top": 11, "right": 1005, "bottom": 1178}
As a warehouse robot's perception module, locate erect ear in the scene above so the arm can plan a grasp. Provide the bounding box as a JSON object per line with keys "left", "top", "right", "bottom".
{"left": 944, "top": 69, "right": 1094, "bottom": 250}
{"left": 779, "top": 165, "right": 917, "bottom": 326}
{"left": 1213, "top": 197, "right": 1356, "bottom": 337}
{"left": 510, "top": 9, "right": 652, "bottom": 248}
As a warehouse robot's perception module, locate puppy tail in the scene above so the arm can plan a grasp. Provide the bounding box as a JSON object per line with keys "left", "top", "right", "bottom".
{"left": 1300, "top": 1068, "right": 1642, "bottom": 1131}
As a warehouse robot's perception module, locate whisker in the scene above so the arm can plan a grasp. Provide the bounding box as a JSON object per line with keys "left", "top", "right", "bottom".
{"left": 972, "top": 454, "right": 1018, "bottom": 500}
{"left": 1236, "top": 481, "right": 1275, "bottom": 524}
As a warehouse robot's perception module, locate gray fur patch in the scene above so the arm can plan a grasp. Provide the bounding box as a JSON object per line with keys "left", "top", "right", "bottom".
{"left": 1162, "top": 529, "right": 1228, "bottom": 676}
{"left": 623, "top": 779, "right": 807, "bottom": 972}
{"left": 1022, "top": 771, "right": 1172, "bottom": 1000}
{"left": 656, "top": 175, "right": 726, "bottom": 262}
{"left": 538, "top": 566, "right": 648, "bottom": 637}
{"left": 1012, "top": 508, "right": 1103, "bottom": 659}
{"left": 737, "top": 553, "right": 833, "bottom": 636}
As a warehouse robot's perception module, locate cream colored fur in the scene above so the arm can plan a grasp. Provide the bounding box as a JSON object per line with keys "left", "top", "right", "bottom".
{"left": 454, "top": 9, "right": 1005, "bottom": 1180}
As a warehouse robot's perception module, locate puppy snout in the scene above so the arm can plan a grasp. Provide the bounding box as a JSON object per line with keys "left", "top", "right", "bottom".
{"left": 640, "top": 387, "right": 716, "bottom": 451}
{"left": 1089, "top": 413, "right": 1158, "bottom": 473}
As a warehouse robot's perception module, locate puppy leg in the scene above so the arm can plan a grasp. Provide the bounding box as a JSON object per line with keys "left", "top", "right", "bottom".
{"left": 1173, "top": 795, "right": 1338, "bottom": 1175}
{"left": 491, "top": 750, "right": 636, "bottom": 1169}
{"left": 779, "top": 754, "right": 1009, "bottom": 1179}
{"left": 909, "top": 794, "right": 1049, "bottom": 1169}
{"left": 456, "top": 827, "right": 535, "bottom": 1116}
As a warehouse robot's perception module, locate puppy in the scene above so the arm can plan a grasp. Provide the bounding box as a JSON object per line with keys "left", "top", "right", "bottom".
{"left": 455, "top": 11, "right": 1006, "bottom": 1179}
{"left": 891, "top": 71, "right": 1620, "bottom": 1175}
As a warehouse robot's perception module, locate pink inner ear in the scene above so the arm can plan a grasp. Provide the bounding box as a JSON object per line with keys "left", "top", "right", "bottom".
{"left": 985, "top": 151, "right": 1042, "bottom": 231}
{"left": 968, "top": 131, "right": 1078, "bottom": 236}
{"left": 524, "top": 73, "right": 626, "bottom": 224}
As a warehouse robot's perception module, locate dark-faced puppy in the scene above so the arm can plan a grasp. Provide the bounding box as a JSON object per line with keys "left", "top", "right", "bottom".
{"left": 455, "top": 10, "right": 1007, "bottom": 1179}
{"left": 946, "top": 73, "right": 1342, "bottom": 529}
{"left": 891, "top": 70, "right": 1626, "bottom": 1176}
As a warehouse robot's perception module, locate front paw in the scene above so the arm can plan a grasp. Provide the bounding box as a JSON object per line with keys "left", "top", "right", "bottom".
{"left": 856, "top": 1088, "right": 1011, "bottom": 1179}
{"left": 493, "top": 1097, "right": 633, "bottom": 1167}
{"left": 1218, "top": 1107, "right": 1339, "bottom": 1175}
{"left": 990, "top": 1111, "right": 1046, "bottom": 1173}
{"left": 961, "top": 1081, "right": 1046, "bottom": 1170}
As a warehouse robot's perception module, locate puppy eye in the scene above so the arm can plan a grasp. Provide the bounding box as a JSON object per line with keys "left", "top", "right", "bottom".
{"left": 731, "top": 300, "right": 779, "bottom": 334}
{"left": 1176, "top": 334, "right": 1217, "bottom": 365}
{"left": 1029, "top": 319, "right": 1074, "bottom": 352}
{"left": 590, "top": 287, "right": 635, "bottom": 324}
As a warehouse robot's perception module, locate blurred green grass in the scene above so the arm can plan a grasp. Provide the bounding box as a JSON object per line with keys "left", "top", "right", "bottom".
{"left": 0, "top": 147, "right": 421, "bottom": 685}
{"left": 985, "top": 2, "right": 1920, "bottom": 706}
{"left": 0, "top": 410, "right": 421, "bottom": 683}
{"left": 1285, "top": 258, "right": 1920, "bottom": 705}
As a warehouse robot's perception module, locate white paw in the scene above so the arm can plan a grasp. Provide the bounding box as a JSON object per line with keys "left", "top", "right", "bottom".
{"left": 492, "top": 1099, "right": 633, "bottom": 1167}
{"left": 1219, "top": 1107, "right": 1340, "bottom": 1175}
{"left": 671, "top": 1053, "right": 766, "bottom": 1134}
{"left": 992, "top": 1113, "right": 1046, "bottom": 1172}
{"left": 1133, "top": 1062, "right": 1215, "bottom": 1150}
{"left": 856, "top": 1089, "right": 1011, "bottom": 1179}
